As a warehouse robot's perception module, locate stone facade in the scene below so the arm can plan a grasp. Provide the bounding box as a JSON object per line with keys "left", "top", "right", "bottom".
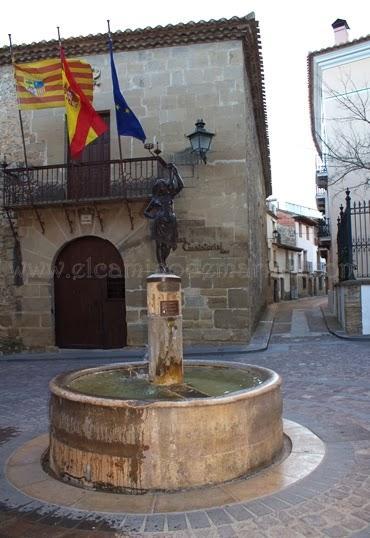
{"left": 335, "top": 280, "right": 370, "bottom": 335}
{"left": 0, "top": 17, "right": 270, "bottom": 349}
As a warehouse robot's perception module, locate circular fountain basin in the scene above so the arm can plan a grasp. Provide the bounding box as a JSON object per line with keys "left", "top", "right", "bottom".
{"left": 48, "top": 361, "right": 283, "bottom": 493}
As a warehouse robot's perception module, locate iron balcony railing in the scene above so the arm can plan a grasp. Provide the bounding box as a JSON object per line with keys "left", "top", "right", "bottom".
{"left": 318, "top": 218, "right": 331, "bottom": 238}
{"left": 315, "top": 167, "right": 328, "bottom": 189}
{"left": 316, "top": 187, "right": 326, "bottom": 199}
{"left": 2, "top": 157, "right": 177, "bottom": 208}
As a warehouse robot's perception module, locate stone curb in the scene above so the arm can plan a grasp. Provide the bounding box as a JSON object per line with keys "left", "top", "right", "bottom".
{"left": 321, "top": 306, "right": 370, "bottom": 341}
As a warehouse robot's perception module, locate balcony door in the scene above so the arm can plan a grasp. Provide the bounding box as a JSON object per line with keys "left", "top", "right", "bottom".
{"left": 54, "top": 236, "right": 126, "bottom": 349}
{"left": 67, "top": 111, "right": 110, "bottom": 200}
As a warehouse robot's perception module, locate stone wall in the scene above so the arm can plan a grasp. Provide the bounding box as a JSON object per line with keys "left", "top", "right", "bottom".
{"left": 336, "top": 281, "right": 362, "bottom": 335}
{"left": 0, "top": 39, "right": 269, "bottom": 348}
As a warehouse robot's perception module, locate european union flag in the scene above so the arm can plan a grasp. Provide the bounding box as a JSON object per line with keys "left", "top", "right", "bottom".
{"left": 109, "top": 41, "right": 146, "bottom": 143}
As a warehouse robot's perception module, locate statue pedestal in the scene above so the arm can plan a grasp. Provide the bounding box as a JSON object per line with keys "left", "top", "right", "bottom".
{"left": 147, "top": 273, "right": 183, "bottom": 385}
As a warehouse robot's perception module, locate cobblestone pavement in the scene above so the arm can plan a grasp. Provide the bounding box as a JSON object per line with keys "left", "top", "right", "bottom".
{"left": 1, "top": 297, "right": 370, "bottom": 537}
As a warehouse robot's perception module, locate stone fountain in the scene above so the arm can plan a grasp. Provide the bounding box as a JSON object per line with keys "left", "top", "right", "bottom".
{"left": 47, "top": 173, "right": 283, "bottom": 493}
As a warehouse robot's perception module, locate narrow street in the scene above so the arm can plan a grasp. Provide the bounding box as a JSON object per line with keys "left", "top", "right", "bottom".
{"left": 0, "top": 297, "right": 370, "bottom": 537}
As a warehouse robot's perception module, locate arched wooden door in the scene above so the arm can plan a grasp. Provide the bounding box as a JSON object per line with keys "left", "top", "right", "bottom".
{"left": 54, "top": 236, "right": 126, "bottom": 348}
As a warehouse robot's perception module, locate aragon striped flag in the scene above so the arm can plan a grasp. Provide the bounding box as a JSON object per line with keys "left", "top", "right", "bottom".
{"left": 60, "top": 47, "right": 107, "bottom": 159}
{"left": 14, "top": 58, "right": 93, "bottom": 110}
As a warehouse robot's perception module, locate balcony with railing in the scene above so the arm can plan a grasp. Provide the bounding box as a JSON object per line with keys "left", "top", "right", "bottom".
{"left": 318, "top": 218, "right": 331, "bottom": 246}
{"left": 2, "top": 156, "right": 177, "bottom": 209}
{"left": 315, "top": 167, "right": 328, "bottom": 189}
{"left": 316, "top": 187, "right": 326, "bottom": 212}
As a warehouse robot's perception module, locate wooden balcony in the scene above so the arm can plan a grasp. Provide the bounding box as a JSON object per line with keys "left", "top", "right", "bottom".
{"left": 2, "top": 156, "right": 175, "bottom": 209}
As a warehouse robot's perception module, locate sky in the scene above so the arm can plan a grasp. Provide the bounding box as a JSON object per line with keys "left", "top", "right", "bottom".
{"left": 1, "top": 0, "right": 370, "bottom": 208}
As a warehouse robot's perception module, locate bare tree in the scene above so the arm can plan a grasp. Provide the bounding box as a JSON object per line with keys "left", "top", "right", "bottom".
{"left": 317, "top": 75, "right": 370, "bottom": 190}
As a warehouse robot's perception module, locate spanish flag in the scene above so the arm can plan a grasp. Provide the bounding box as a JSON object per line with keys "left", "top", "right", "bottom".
{"left": 61, "top": 47, "right": 107, "bottom": 159}
{"left": 15, "top": 58, "right": 93, "bottom": 110}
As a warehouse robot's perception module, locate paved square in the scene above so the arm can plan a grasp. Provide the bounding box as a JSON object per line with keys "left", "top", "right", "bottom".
{"left": 0, "top": 297, "right": 369, "bottom": 537}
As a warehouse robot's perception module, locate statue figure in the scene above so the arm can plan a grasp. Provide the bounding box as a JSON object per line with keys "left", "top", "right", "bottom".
{"left": 144, "top": 165, "right": 184, "bottom": 273}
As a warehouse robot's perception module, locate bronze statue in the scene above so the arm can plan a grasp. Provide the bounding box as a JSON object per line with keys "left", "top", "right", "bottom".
{"left": 144, "top": 165, "right": 184, "bottom": 273}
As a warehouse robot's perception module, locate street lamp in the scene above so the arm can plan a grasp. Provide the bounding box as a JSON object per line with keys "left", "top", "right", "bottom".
{"left": 186, "top": 119, "right": 215, "bottom": 164}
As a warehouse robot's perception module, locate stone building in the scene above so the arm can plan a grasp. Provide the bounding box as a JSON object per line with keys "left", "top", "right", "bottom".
{"left": 0, "top": 14, "right": 271, "bottom": 350}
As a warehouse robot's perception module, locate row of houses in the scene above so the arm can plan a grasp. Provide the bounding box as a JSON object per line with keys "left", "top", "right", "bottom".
{"left": 266, "top": 201, "right": 326, "bottom": 303}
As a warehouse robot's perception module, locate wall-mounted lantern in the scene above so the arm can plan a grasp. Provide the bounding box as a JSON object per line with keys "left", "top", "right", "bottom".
{"left": 186, "top": 119, "right": 215, "bottom": 164}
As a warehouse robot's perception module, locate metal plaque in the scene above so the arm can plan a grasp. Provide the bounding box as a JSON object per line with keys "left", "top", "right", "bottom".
{"left": 160, "top": 300, "right": 179, "bottom": 317}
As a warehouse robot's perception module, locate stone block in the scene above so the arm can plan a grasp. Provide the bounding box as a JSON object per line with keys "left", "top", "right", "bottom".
{"left": 184, "top": 69, "right": 205, "bottom": 85}
{"left": 0, "top": 314, "right": 12, "bottom": 327}
{"left": 185, "top": 295, "right": 205, "bottom": 307}
{"left": 21, "top": 297, "right": 51, "bottom": 312}
{"left": 188, "top": 53, "right": 209, "bottom": 68}
{"left": 127, "top": 323, "right": 147, "bottom": 345}
{"left": 196, "top": 93, "right": 220, "bottom": 107}
{"left": 191, "top": 275, "right": 213, "bottom": 288}
{"left": 40, "top": 314, "right": 52, "bottom": 328}
{"left": 200, "top": 310, "right": 213, "bottom": 320}
{"left": 228, "top": 288, "right": 248, "bottom": 308}
{"left": 200, "top": 288, "right": 227, "bottom": 297}
{"left": 126, "top": 290, "right": 146, "bottom": 308}
{"left": 126, "top": 310, "right": 139, "bottom": 323}
{"left": 170, "top": 71, "right": 184, "bottom": 86}
{"left": 20, "top": 328, "right": 53, "bottom": 347}
{"left": 182, "top": 308, "right": 200, "bottom": 320}
{"left": 214, "top": 309, "right": 249, "bottom": 329}
{"left": 14, "top": 313, "right": 40, "bottom": 328}
{"left": 39, "top": 285, "right": 51, "bottom": 297}
{"left": 209, "top": 50, "right": 228, "bottom": 67}
{"left": 184, "top": 328, "right": 233, "bottom": 342}
{"left": 21, "top": 285, "right": 41, "bottom": 298}
{"left": 213, "top": 275, "right": 248, "bottom": 288}
{"left": 208, "top": 297, "right": 227, "bottom": 309}
{"left": 343, "top": 285, "right": 362, "bottom": 334}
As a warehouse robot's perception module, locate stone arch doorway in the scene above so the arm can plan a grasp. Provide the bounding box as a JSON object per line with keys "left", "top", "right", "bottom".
{"left": 54, "top": 236, "right": 126, "bottom": 348}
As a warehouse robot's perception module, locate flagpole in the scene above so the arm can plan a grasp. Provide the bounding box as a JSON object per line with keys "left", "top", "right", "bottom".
{"left": 8, "top": 34, "right": 29, "bottom": 170}
{"left": 8, "top": 34, "right": 45, "bottom": 235}
{"left": 107, "top": 20, "right": 134, "bottom": 229}
{"left": 107, "top": 20, "right": 124, "bottom": 166}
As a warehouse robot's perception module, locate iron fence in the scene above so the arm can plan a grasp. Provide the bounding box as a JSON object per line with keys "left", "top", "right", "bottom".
{"left": 337, "top": 189, "right": 370, "bottom": 280}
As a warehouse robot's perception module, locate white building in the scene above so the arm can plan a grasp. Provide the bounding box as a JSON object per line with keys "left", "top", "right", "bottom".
{"left": 308, "top": 19, "right": 370, "bottom": 334}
